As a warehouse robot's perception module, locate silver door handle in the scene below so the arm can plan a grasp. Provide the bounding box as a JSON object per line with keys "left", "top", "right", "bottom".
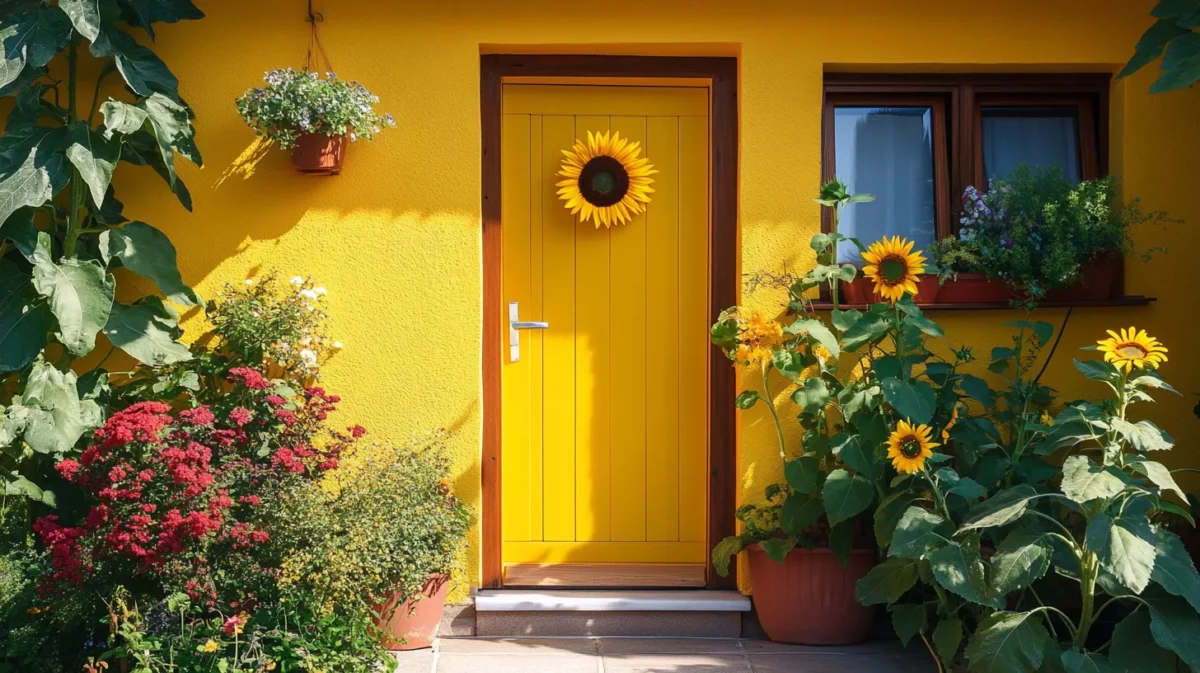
{"left": 509, "top": 302, "right": 548, "bottom": 362}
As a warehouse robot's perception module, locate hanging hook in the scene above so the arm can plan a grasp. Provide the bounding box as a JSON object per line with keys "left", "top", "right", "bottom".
{"left": 306, "top": 0, "right": 323, "bottom": 23}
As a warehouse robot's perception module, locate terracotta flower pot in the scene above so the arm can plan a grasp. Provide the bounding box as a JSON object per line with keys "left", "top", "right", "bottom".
{"left": 375, "top": 574, "right": 449, "bottom": 651}
{"left": 291, "top": 133, "right": 347, "bottom": 175}
{"left": 937, "top": 273, "right": 1011, "bottom": 304}
{"left": 747, "top": 545, "right": 876, "bottom": 645}
{"left": 1044, "top": 255, "right": 1120, "bottom": 302}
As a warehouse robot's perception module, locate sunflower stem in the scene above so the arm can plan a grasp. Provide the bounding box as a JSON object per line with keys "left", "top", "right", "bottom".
{"left": 761, "top": 361, "right": 789, "bottom": 464}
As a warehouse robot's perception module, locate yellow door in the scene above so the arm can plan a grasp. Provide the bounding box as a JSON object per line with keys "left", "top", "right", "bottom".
{"left": 500, "top": 83, "right": 711, "bottom": 587}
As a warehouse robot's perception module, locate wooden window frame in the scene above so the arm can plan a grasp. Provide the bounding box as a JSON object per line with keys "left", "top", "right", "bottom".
{"left": 822, "top": 73, "right": 1110, "bottom": 239}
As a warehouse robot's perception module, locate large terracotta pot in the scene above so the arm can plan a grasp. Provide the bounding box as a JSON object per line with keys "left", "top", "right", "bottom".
{"left": 937, "top": 273, "right": 1010, "bottom": 304}
{"left": 1044, "top": 255, "right": 1119, "bottom": 302}
{"left": 747, "top": 545, "right": 876, "bottom": 645}
{"left": 291, "top": 133, "right": 347, "bottom": 175}
{"left": 375, "top": 574, "right": 449, "bottom": 651}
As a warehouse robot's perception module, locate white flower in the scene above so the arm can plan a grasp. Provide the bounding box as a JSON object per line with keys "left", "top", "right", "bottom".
{"left": 244, "top": 279, "right": 255, "bottom": 286}
{"left": 299, "top": 289, "right": 319, "bottom": 300}
{"left": 290, "top": 276, "right": 304, "bottom": 286}
{"left": 299, "top": 349, "right": 319, "bottom": 369}
{"left": 332, "top": 341, "right": 344, "bottom": 350}
{"left": 300, "top": 337, "right": 312, "bottom": 346}
{"left": 313, "top": 287, "right": 327, "bottom": 296}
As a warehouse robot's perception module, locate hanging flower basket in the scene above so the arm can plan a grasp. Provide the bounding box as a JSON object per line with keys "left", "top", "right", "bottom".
{"left": 291, "top": 133, "right": 347, "bottom": 175}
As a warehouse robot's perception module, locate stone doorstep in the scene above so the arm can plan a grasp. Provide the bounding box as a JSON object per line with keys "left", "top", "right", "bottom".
{"left": 470, "top": 590, "right": 751, "bottom": 638}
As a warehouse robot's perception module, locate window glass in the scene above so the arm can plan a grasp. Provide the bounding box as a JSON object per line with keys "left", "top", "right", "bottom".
{"left": 981, "top": 106, "right": 1080, "bottom": 182}
{"left": 832, "top": 107, "right": 936, "bottom": 263}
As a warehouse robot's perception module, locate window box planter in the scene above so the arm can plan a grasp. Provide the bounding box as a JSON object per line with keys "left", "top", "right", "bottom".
{"left": 291, "top": 133, "right": 347, "bottom": 175}
{"left": 936, "top": 274, "right": 1011, "bottom": 304}
{"left": 839, "top": 273, "right": 942, "bottom": 305}
{"left": 1044, "top": 254, "right": 1120, "bottom": 303}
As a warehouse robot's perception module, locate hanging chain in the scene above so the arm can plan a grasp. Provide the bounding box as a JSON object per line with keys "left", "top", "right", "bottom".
{"left": 304, "top": 0, "right": 333, "bottom": 74}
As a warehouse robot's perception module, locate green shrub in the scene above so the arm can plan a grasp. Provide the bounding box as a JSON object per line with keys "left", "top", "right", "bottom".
{"left": 236, "top": 69, "right": 395, "bottom": 150}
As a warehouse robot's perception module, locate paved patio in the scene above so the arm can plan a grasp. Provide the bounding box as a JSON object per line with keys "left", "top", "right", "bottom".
{"left": 393, "top": 637, "right": 932, "bottom": 672}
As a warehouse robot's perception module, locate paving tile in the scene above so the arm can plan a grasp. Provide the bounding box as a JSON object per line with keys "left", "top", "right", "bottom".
{"left": 391, "top": 647, "right": 434, "bottom": 673}
{"left": 600, "top": 653, "right": 749, "bottom": 673}
{"left": 598, "top": 638, "right": 743, "bottom": 655}
{"left": 747, "top": 653, "right": 926, "bottom": 673}
{"left": 437, "top": 636, "right": 598, "bottom": 655}
{"left": 436, "top": 652, "right": 599, "bottom": 673}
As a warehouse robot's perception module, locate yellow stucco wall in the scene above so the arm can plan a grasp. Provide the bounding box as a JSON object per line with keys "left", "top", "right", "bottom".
{"left": 107, "top": 0, "right": 1199, "bottom": 596}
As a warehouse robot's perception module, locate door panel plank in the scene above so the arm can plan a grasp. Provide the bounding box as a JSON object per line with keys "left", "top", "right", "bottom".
{"left": 644, "top": 116, "right": 681, "bottom": 543}
{"left": 504, "top": 563, "right": 705, "bottom": 587}
{"left": 607, "top": 116, "right": 649, "bottom": 542}
{"left": 501, "top": 113, "right": 531, "bottom": 542}
{"left": 573, "top": 114, "right": 612, "bottom": 542}
{"left": 540, "top": 115, "right": 578, "bottom": 542}
{"left": 529, "top": 114, "right": 545, "bottom": 542}
{"left": 678, "top": 115, "right": 710, "bottom": 542}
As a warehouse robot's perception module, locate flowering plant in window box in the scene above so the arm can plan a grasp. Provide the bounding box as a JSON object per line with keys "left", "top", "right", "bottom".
{"left": 930, "top": 166, "right": 1165, "bottom": 303}
{"left": 236, "top": 69, "right": 395, "bottom": 175}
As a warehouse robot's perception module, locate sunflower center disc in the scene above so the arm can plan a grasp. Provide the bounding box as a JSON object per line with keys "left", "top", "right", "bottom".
{"left": 578, "top": 155, "right": 631, "bottom": 207}
{"left": 900, "top": 437, "right": 923, "bottom": 458}
{"left": 880, "top": 257, "right": 907, "bottom": 285}
{"left": 1118, "top": 344, "right": 1148, "bottom": 358}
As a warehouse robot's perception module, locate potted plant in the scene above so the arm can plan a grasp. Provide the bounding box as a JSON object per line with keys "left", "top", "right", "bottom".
{"left": 236, "top": 69, "right": 395, "bottom": 175}
{"left": 712, "top": 198, "right": 963, "bottom": 644}
{"left": 931, "top": 167, "right": 1164, "bottom": 303}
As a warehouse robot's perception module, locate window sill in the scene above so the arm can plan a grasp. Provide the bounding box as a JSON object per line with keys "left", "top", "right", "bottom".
{"left": 808, "top": 295, "right": 1157, "bottom": 311}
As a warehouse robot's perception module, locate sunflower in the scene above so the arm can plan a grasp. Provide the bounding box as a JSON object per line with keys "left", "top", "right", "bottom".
{"left": 1096, "top": 326, "right": 1168, "bottom": 374}
{"left": 557, "top": 130, "right": 656, "bottom": 228}
{"left": 886, "top": 420, "right": 939, "bottom": 474}
{"left": 861, "top": 236, "right": 927, "bottom": 303}
{"left": 735, "top": 311, "right": 783, "bottom": 366}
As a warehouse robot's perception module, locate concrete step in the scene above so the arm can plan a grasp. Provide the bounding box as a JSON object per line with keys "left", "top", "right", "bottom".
{"left": 473, "top": 590, "right": 751, "bottom": 637}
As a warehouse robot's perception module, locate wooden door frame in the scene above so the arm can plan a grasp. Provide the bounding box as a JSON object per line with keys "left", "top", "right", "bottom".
{"left": 480, "top": 54, "right": 739, "bottom": 589}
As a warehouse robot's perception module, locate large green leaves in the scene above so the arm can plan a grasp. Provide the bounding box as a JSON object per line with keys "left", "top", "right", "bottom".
{"left": 66, "top": 122, "right": 122, "bottom": 206}
{"left": 882, "top": 378, "right": 936, "bottom": 424}
{"left": 6, "top": 359, "right": 101, "bottom": 455}
{"left": 59, "top": 0, "right": 103, "bottom": 41}
{"left": 784, "top": 317, "right": 840, "bottom": 360}
{"left": 1111, "top": 418, "right": 1174, "bottom": 452}
{"left": 711, "top": 535, "right": 747, "bottom": 578}
{"left": 780, "top": 493, "right": 823, "bottom": 536}
{"left": 965, "top": 611, "right": 1051, "bottom": 673}
{"left": 822, "top": 468, "right": 875, "bottom": 526}
{"left": 831, "top": 432, "right": 881, "bottom": 481}
{"left": 101, "top": 221, "right": 200, "bottom": 306}
{"left": 1128, "top": 457, "right": 1186, "bottom": 501}
{"left": 1150, "top": 528, "right": 1200, "bottom": 612}
{"left": 120, "top": 0, "right": 205, "bottom": 39}
{"left": 1061, "top": 455, "right": 1126, "bottom": 504}
{"left": 889, "top": 507, "right": 948, "bottom": 560}
{"left": 0, "top": 258, "right": 52, "bottom": 372}
{"left": 855, "top": 557, "right": 919, "bottom": 605}
{"left": 1109, "top": 608, "right": 1177, "bottom": 673}
{"left": 0, "top": 146, "right": 53, "bottom": 228}
{"left": 890, "top": 603, "right": 926, "bottom": 647}
{"left": 92, "top": 29, "right": 180, "bottom": 99}
{"left": 784, "top": 454, "right": 822, "bottom": 494}
{"left": 989, "top": 529, "right": 1052, "bottom": 595}
{"left": 1145, "top": 589, "right": 1200, "bottom": 668}
{"left": 1086, "top": 513, "right": 1157, "bottom": 593}
{"left": 1060, "top": 650, "right": 1112, "bottom": 673}
{"left": 104, "top": 297, "right": 191, "bottom": 366}
{"left": 31, "top": 234, "right": 116, "bottom": 357}
{"left": 961, "top": 484, "right": 1039, "bottom": 530}
{"left": 929, "top": 538, "right": 1002, "bottom": 607}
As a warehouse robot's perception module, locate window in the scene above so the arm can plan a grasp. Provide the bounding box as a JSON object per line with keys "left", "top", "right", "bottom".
{"left": 821, "top": 74, "right": 1108, "bottom": 257}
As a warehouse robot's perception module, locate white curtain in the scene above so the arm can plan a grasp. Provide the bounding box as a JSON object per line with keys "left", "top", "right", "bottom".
{"left": 982, "top": 111, "right": 1080, "bottom": 182}
{"left": 833, "top": 107, "right": 936, "bottom": 263}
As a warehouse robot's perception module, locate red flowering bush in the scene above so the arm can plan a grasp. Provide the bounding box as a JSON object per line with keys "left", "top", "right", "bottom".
{"left": 34, "top": 369, "right": 363, "bottom": 604}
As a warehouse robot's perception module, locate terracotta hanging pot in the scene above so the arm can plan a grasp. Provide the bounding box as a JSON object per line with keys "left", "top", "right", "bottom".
{"left": 747, "top": 545, "right": 876, "bottom": 645}
{"left": 375, "top": 574, "right": 450, "bottom": 651}
{"left": 937, "top": 273, "right": 1011, "bottom": 304}
{"left": 291, "top": 133, "right": 347, "bottom": 175}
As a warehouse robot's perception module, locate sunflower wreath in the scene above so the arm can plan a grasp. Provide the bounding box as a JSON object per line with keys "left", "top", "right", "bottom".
{"left": 557, "top": 130, "right": 656, "bottom": 228}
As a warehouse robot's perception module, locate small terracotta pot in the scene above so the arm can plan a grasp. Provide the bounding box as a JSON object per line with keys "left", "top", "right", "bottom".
{"left": 1044, "top": 255, "right": 1120, "bottom": 302}
{"left": 937, "top": 273, "right": 1011, "bottom": 304}
{"left": 291, "top": 133, "right": 347, "bottom": 175}
{"left": 375, "top": 574, "right": 449, "bottom": 651}
{"left": 747, "top": 545, "right": 876, "bottom": 645}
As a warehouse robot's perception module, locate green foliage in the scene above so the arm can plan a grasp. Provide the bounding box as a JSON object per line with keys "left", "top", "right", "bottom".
{"left": 236, "top": 68, "right": 395, "bottom": 150}
{"left": 1120, "top": 0, "right": 1200, "bottom": 93}
{"left": 929, "top": 166, "right": 1170, "bottom": 298}
{"left": 1, "top": 0, "right": 202, "bottom": 505}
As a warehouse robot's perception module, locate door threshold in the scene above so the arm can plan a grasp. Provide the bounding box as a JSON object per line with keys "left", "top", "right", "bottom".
{"left": 503, "top": 563, "right": 705, "bottom": 588}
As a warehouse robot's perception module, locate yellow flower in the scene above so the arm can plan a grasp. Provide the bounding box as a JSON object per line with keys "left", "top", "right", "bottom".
{"left": 556, "top": 130, "right": 657, "bottom": 228}
{"left": 266, "top": 663, "right": 277, "bottom": 671}
{"left": 886, "top": 420, "right": 939, "bottom": 474}
{"left": 861, "top": 236, "right": 927, "bottom": 303}
{"left": 1096, "top": 326, "right": 1168, "bottom": 374}
{"left": 1040, "top": 410, "right": 1054, "bottom": 426}
{"left": 735, "top": 312, "right": 783, "bottom": 366}
{"left": 941, "top": 405, "right": 959, "bottom": 442}
{"left": 203, "top": 639, "right": 219, "bottom": 653}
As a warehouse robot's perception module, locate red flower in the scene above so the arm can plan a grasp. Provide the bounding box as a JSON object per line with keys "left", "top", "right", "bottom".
{"left": 56, "top": 459, "right": 82, "bottom": 481}
{"left": 270, "top": 448, "right": 304, "bottom": 474}
{"left": 238, "top": 495, "right": 261, "bottom": 507}
{"left": 228, "top": 407, "right": 253, "bottom": 427}
{"left": 265, "top": 395, "right": 286, "bottom": 407}
{"left": 349, "top": 425, "right": 367, "bottom": 438}
{"left": 227, "top": 367, "right": 271, "bottom": 390}
{"left": 274, "top": 410, "right": 296, "bottom": 426}
{"left": 178, "top": 406, "right": 216, "bottom": 427}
